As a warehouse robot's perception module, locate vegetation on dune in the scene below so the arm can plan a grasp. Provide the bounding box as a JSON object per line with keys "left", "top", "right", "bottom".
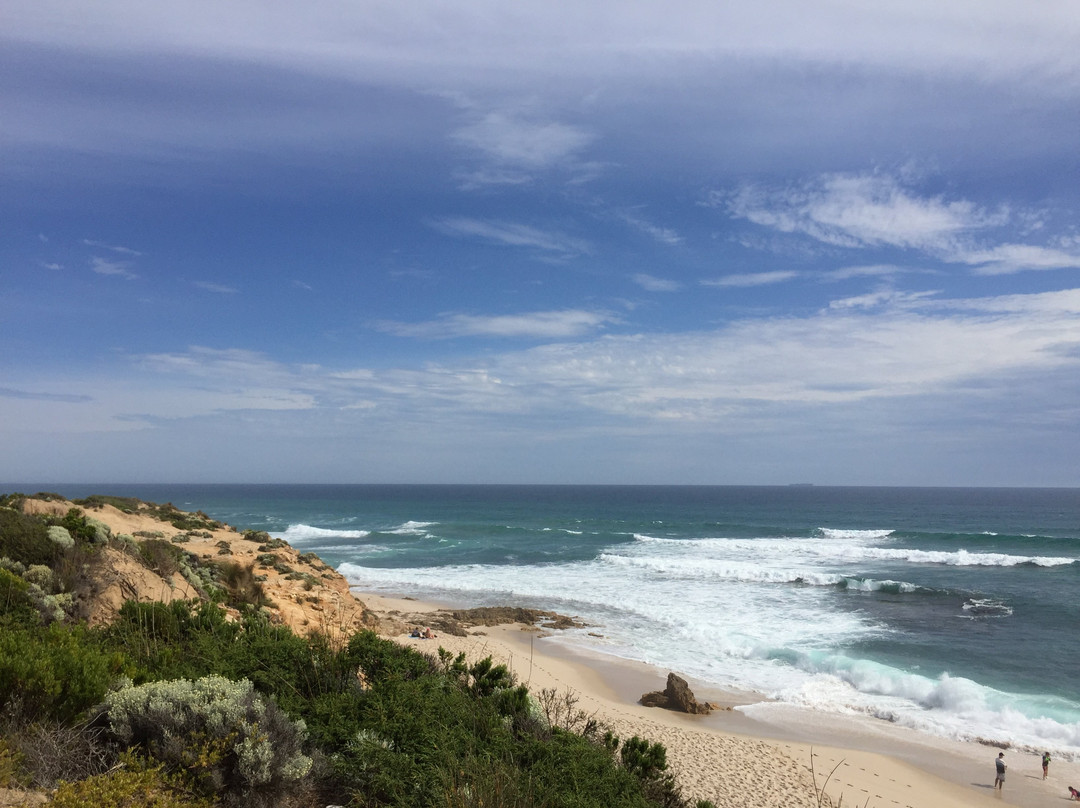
{"left": 0, "top": 492, "right": 716, "bottom": 808}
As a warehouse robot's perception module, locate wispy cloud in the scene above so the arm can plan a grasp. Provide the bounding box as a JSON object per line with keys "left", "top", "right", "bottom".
{"left": 822, "top": 264, "right": 909, "bottom": 281}
{"left": 632, "top": 273, "right": 682, "bottom": 292}
{"left": 827, "top": 289, "right": 940, "bottom": 310}
{"left": 721, "top": 172, "right": 1080, "bottom": 277}
{"left": 83, "top": 239, "right": 142, "bottom": 256}
{"left": 953, "top": 243, "right": 1080, "bottom": 275}
{"left": 620, "top": 212, "right": 682, "bottom": 246}
{"left": 701, "top": 270, "right": 799, "bottom": 287}
{"left": 0, "top": 387, "right": 92, "bottom": 403}
{"left": 453, "top": 111, "right": 595, "bottom": 188}
{"left": 91, "top": 256, "right": 138, "bottom": 279}
{"left": 109, "top": 288, "right": 1080, "bottom": 425}
{"left": 375, "top": 309, "right": 618, "bottom": 340}
{"left": 40, "top": 262, "right": 63, "bottom": 271}
{"left": 433, "top": 217, "right": 591, "bottom": 256}
{"left": 722, "top": 172, "right": 1006, "bottom": 252}
{"left": 194, "top": 280, "right": 239, "bottom": 294}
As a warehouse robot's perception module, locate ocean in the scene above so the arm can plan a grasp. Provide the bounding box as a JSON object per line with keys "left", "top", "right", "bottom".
{"left": 15, "top": 484, "right": 1080, "bottom": 759}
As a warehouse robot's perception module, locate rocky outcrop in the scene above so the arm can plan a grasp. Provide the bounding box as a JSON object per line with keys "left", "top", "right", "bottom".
{"left": 17, "top": 496, "right": 379, "bottom": 639}
{"left": 640, "top": 672, "right": 715, "bottom": 714}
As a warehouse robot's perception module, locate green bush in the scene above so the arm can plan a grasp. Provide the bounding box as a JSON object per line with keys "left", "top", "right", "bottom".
{"left": 137, "top": 539, "right": 184, "bottom": 578}
{"left": 57, "top": 507, "right": 108, "bottom": 544}
{"left": 0, "top": 623, "right": 125, "bottom": 723}
{"left": 0, "top": 737, "right": 22, "bottom": 788}
{"left": 73, "top": 495, "right": 141, "bottom": 513}
{"left": 0, "top": 568, "right": 36, "bottom": 625}
{"left": 105, "top": 675, "right": 312, "bottom": 807}
{"left": 0, "top": 509, "right": 56, "bottom": 567}
{"left": 51, "top": 757, "right": 214, "bottom": 808}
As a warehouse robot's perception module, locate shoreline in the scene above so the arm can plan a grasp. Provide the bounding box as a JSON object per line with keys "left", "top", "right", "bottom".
{"left": 362, "top": 590, "right": 1080, "bottom": 808}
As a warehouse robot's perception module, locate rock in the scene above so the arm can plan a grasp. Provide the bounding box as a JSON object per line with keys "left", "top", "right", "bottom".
{"left": 639, "top": 672, "right": 712, "bottom": 715}
{"left": 638, "top": 691, "right": 670, "bottom": 708}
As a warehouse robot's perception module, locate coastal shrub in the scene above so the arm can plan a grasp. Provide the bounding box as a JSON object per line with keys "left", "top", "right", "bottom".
{"left": 104, "top": 675, "right": 313, "bottom": 807}
{"left": 618, "top": 736, "right": 686, "bottom": 807}
{"left": 25, "top": 584, "right": 73, "bottom": 624}
{"left": 74, "top": 494, "right": 141, "bottom": 513}
{"left": 345, "top": 630, "right": 437, "bottom": 684}
{"left": 211, "top": 561, "right": 269, "bottom": 610}
{"left": 0, "top": 623, "right": 124, "bottom": 723}
{"left": 0, "top": 568, "right": 36, "bottom": 625}
{"left": 0, "top": 493, "right": 27, "bottom": 510}
{"left": 109, "top": 600, "right": 243, "bottom": 678}
{"left": 161, "top": 507, "right": 221, "bottom": 533}
{"left": 56, "top": 508, "right": 105, "bottom": 545}
{"left": 0, "top": 509, "right": 56, "bottom": 567}
{"left": 23, "top": 564, "right": 53, "bottom": 590}
{"left": 137, "top": 539, "right": 183, "bottom": 578}
{"left": 0, "top": 738, "right": 20, "bottom": 788}
{"left": 50, "top": 756, "right": 214, "bottom": 808}
{"left": 47, "top": 525, "right": 75, "bottom": 550}
{"left": 7, "top": 718, "right": 113, "bottom": 788}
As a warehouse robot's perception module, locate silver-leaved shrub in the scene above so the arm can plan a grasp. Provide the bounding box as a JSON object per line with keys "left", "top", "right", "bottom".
{"left": 104, "top": 675, "right": 312, "bottom": 807}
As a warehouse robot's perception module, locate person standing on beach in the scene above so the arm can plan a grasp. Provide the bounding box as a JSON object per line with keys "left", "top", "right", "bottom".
{"left": 995, "top": 752, "right": 1006, "bottom": 790}
{"left": 1043, "top": 751, "right": 1051, "bottom": 779}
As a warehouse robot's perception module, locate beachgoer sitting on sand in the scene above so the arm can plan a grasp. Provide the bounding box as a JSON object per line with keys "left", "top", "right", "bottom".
{"left": 409, "top": 627, "right": 421, "bottom": 638}
{"left": 1069, "top": 786, "right": 1080, "bottom": 801}
{"left": 422, "top": 627, "right": 436, "bottom": 639}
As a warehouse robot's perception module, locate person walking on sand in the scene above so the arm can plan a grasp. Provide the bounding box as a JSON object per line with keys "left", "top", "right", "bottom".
{"left": 1043, "top": 751, "right": 1051, "bottom": 779}
{"left": 994, "top": 752, "right": 1006, "bottom": 790}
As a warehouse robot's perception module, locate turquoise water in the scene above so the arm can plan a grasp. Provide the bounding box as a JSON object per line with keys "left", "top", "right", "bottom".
{"left": 17, "top": 484, "right": 1080, "bottom": 756}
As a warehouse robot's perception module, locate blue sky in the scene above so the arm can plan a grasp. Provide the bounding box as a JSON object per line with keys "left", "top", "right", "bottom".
{"left": 3, "top": 1, "right": 1080, "bottom": 485}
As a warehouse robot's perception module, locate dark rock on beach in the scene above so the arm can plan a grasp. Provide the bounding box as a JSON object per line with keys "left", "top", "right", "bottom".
{"left": 640, "top": 672, "right": 715, "bottom": 715}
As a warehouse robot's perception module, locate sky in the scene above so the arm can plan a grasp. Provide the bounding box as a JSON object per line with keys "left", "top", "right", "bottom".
{"left": 3, "top": 1, "right": 1080, "bottom": 486}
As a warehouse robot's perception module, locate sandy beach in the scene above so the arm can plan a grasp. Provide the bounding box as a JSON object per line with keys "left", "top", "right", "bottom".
{"left": 366, "top": 591, "right": 1080, "bottom": 808}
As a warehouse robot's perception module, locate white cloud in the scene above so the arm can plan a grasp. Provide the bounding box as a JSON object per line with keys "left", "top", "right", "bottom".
{"left": 701, "top": 270, "right": 799, "bottom": 287}
{"left": 110, "top": 287, "right": 1080, "bottom": 425}
{"left": 375, "top": 309, "right": 617, "bottom": 339}
{"left": 138, "top": 346, "right": 296, "bottom": 384}
{"left": 454, "top": 112, "right": 593, "bottom": 170}
{"left": 194, "top": 280, "right": 239, "bottom": 294}
{"left": 952, "top": 243, "right": 1080, "bottom": 275}
{"left": 620, "top": 212, "right": 682, "bottom": 245}
{"left": 724, "top": 172, "right": 1007, "bottom": 252}
{"left": 8, "top": 2, "right": 1078, "bottom": 91}
{"left": 822, "top": 264, "right": 909, "bottom": 281}
{"left": 433, "top": 217, "right": 591, "bottom": 255}
{"left": 83, "top": 239, "right": 142, "bottom": 256}
{"left": 41, "top": 262, "right": 63, "bottom": 270}
{"left": 0, "top": 387, "right": 91, "bottom": 403}
{"left": 828, "top": 289, "right": 940, "bottom": 309}
{"left": 91, "top": 256, "right": 138, "bottom": 279}
{"left": 632, "top": 273, "right": 682, "bottom": 292}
